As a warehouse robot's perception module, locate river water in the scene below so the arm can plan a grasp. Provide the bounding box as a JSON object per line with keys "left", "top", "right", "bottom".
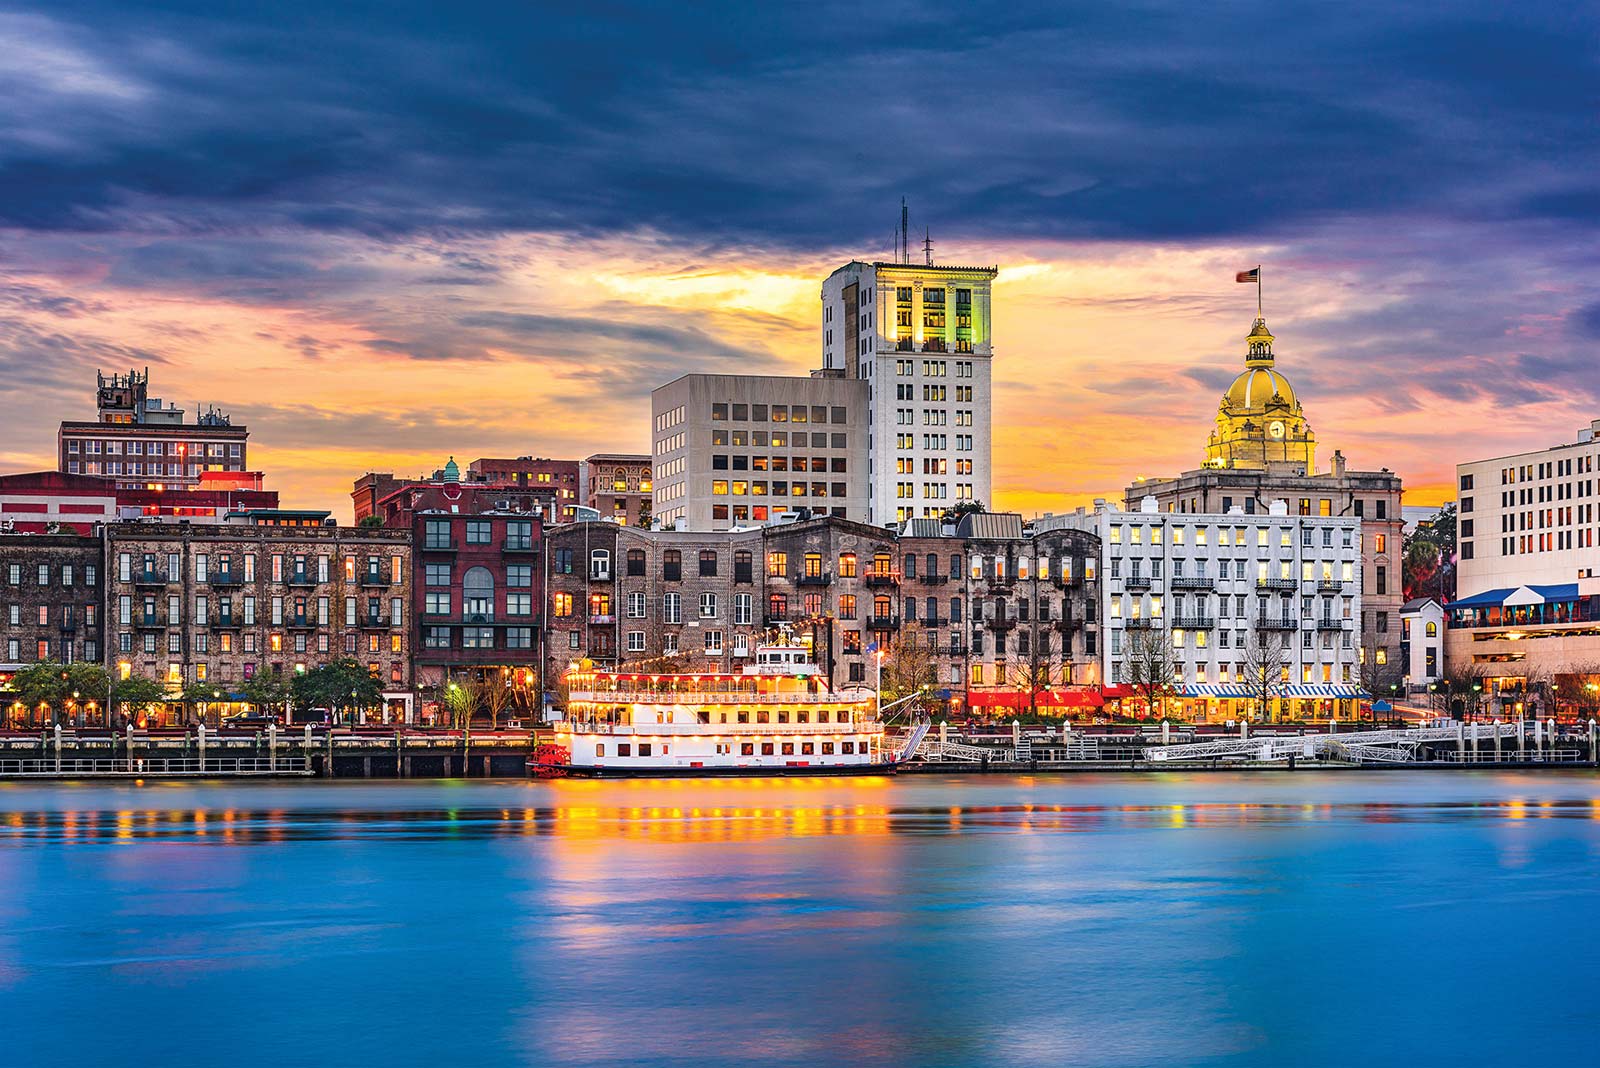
{"left": 1, "top": 772, "right": 1597, "bottom": 1067}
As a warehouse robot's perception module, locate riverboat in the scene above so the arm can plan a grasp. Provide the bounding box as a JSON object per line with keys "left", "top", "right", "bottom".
{"left": 529, "top": 644, "right": 903, "bottom": 777}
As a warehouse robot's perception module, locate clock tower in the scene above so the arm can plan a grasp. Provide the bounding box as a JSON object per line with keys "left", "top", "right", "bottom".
{"left": 1203, "top": 316, "right": 1317, "bottom": 472}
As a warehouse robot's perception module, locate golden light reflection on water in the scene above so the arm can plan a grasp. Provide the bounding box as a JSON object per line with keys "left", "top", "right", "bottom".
{"left": 3, "top": 775, "right": 1600, "bottom": 846}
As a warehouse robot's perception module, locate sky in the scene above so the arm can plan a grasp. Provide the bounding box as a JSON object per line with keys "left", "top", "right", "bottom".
{"left": 2, "top": 1, "right": 1598, "bottom": 522}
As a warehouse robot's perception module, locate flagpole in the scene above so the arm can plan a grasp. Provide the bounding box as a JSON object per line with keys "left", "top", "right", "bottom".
{"left": 1257, "top": 264, "right": 1263, "bottom": 319}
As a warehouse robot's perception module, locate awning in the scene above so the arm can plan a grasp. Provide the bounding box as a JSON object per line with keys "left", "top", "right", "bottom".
{"left": 965, "top": 688, "right": 1106, "bottom": 710}
{"left": 1183, "top": 684, "right": 1253, "bottom": 698}
{"left": 1281, "top": 684, "right": 1368, "bottom": 698}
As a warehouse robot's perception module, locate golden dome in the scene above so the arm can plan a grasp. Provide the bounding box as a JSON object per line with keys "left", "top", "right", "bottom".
{"left": 1223, "top": 366, "right": 1297, "bottom": 412}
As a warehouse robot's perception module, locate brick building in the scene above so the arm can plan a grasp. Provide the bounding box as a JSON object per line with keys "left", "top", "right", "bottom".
{"left": 466, "top": 456, "right": 581, "bottom": 522}
{"left": 104, "top": 522, "right": 414, "bottom": 723}
{"left": 583, "top": 453, "right": 653, "bottom": 526}
{"left": 371, "top": 479, "right": 545, "bottom": 706}
{"left": 896, "top": 514, "right": 1102, "bottom": 713}
{"left": 1, "top": 535, "right": 105, "bottom": 714}
{"left": 60, "top": 369, "right": 250, "bottom": 491}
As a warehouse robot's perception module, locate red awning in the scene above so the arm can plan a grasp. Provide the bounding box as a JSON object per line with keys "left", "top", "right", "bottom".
{"left": 965, "top": 688, "right": 1105, "bottom": 710}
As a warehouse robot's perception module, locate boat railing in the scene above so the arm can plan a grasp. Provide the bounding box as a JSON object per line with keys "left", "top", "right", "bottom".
{"left": 560, "top": 720, "right": 884, "bottom": 736}
{"left": 566, "top": 688, "right": 867, "bottom": 705}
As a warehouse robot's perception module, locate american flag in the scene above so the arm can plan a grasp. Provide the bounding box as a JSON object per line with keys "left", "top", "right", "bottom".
{"left": 1236, "top": 268, "right": 1260, "bottom": 283}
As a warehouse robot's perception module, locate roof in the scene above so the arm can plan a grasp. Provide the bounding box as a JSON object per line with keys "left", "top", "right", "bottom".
{"left": 955, "top": 512, "right": 1025, "bottom": 540}
{"left": 901, "top": 518, "right": 946, "bottom": 538}
{"left": 1449, "top": 584, "right": 1581, "bottom": 609}
{"left": 1401, "top": 597, "right": 1441, "bottom": 613}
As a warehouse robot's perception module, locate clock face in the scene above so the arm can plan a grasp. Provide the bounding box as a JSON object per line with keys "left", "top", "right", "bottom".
{"left": 1269, "top": 420, "right": 1285, "bottom": 439}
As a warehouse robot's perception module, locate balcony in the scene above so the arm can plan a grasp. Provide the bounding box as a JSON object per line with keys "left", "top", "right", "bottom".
{"left": 1257, "top": 577, "right": 1298, "bottom": 591}
{"left": 1051, "top": 573, "right": 1084, "bottom": 589}
{"left": 1171, "top": 576, "right": 1215, "bottom": 591}
{"left": 910, "top": 615, "right": 948, "bottom": 628}
{"left": 57, "top": 619, "right": 77, "bottom": 633}
{"left": 764, "top": 611, "right": 791, "bottom": 625}
{"left": 1171, "top": 615, "right": 1216, "bottom": 629}
{"left": 360, "top": 572, "right": 391, "bottom": 587}
{"left": 1256, "top": 616, "right": 1298, "bottom": 630}
{"left": 209, "top": 615, "right": 241, "bottom": 630}
{"left": 1124, "top": 575, "right": 1153, "bottom": 591}
{"left": 286, "top": 615, "right": 316, "bottom": 630}
{"left": 867, "top": 613, "right": 899, "bottom": 630}
{"left": 588, "top": 614, "right": 616, "bottom": 625}
{"left": 421, "top": 539, "right": 458, "bottom": 553}
{"left": 922, "top": 338, "right": 947, "bottom": 353}
{"left": 133, "top": 570, "right": 167, "bottom": 587}
{"left": 796, "top": 573, "right": 832, "bottom": 587}
{"left": 1123, "top": 617, "right": 1160, "bottom": 630}
{"left": 503, "top": 540, "right": 537, "bottom": 554}
{"left": 465, "top": 612, "right": 498, "bottom": 625}
{"left": 286, "top": 572, "right": 318, "bottom": 587}
{"left": 895, "top": 337, "right": 916, "bottom": 352}
{"left": 1315, "top": 617, "right": 1351, "bottom": 630}
{"left": 359, "top": 613, "right": 390, "bottom": 629}
{"left": 864, "top": 573, "right": 898, "bottom": 588}
{"left": 210, "top": 572, "right": 244, "bottom": 587}
{"left": 984, "top": 613, "right": 1016, "bottom": 631}
{"left": 1053, "top": 616, "right": 1083, "bottom": 632}
{"left": 1317, "top": 580, "right": 1344, "bottom": 593}
{"left": 133, "top": 613, "right": 165, "bottom": 629}
{"left": 920, "top": 572, "right": 949, "bottom": 585}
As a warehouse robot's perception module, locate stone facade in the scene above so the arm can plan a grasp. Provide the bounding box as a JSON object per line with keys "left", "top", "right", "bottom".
{"left": 104, "top": 523, "right": 413, "bottom": 718}
{"left": 0, "top": 534, "right": 105, "bottom": 676}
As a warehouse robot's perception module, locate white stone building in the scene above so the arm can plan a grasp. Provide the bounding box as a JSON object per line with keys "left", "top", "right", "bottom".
{"left": 1093, "top": 496, "right": 1368, "bottom": 721}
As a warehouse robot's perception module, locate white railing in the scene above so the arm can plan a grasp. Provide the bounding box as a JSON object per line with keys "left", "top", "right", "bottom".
{"left": 560, "top": 720, "right": 879, "bottom": 737}
{"left": 567, "top": 689, "right": 866, "bottom": 706}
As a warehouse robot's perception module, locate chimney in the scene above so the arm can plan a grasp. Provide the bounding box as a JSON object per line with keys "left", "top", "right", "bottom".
{"left": 1332, "top": 449, "right": 1347, "bottom": 478}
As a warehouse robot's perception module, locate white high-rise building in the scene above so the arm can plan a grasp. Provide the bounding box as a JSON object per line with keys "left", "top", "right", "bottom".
{"left": 820, "top": 257, "right": 997, "bottom": 526}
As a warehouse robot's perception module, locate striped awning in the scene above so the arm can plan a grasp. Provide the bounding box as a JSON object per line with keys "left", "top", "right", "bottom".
{"left": 1281, "top": 684, "right": 1368, "bottom": 699}
{"left": 1183, "top": 684, "right": 1253, "bottom": 698}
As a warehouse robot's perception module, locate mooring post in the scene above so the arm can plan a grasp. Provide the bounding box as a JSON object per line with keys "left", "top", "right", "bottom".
{"left": 1494, "top": 719, "right": 1502, "bottom": 762}
{"left": 268, "top": 722, "right": 278, "bottom": 772}
{"left": 1456, "top": 721, "right": 1466, "bottom": 762}
{"left": 1161, "top": 719, "right": 1170, "bottom": 746}
{"left": 197, "top": 723, "right": 207, "bottom": 773}
{"left": 1590, "top": 719, "right": 1597, "bottom": 765}
{"left": 126, "top": 721, "right": 136, "bottom": 773}
{"left": 53, "top": 723, "right": 62, "bottom": 774}
{"left": 940, "top": 721, "right": 948, "bottom": 747}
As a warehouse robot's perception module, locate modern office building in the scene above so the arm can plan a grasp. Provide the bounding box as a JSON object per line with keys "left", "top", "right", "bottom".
{"left": 650, "top": 373, "right": 869, "bottom": 531}
{"left": 1443, "top": 419, "right": 1600, "bottom": 715}
{"left": 820, "top": 257, "right": 997, "bottom": 524}
{"left": 59, "top": 370, "right": 250, "bottom": 491}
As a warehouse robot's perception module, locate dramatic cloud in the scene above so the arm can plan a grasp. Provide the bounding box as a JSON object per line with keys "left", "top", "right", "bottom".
{"left": 0, "top": 2, "right": 1595, "bottom": 515}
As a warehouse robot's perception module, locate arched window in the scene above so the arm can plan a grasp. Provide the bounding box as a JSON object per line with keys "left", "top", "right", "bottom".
{"left": 1425, "top": 621, "right": 1437, "bottom": 637}
{"left": 463, "top": 566, "right": 494, "bottom": 622}
{"left": 591, "top": 549, "right": 611, "bottom": 579}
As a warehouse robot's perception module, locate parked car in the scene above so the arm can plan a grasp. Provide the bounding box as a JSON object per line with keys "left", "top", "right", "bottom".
{"left": 222, "top": 711, "right": 280, "bottom": 729}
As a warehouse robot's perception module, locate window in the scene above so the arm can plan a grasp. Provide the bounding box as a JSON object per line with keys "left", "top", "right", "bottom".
{"left": 838, "top": 552, "right": 857, "bottom": 578}
{"left": 552, "top": 592, "right": 573, "bottom": 617}
{"left": 506, "top": 520, "right": 534, "bottom": 550}
{"left": 590, "top": 549, "right": 611, "bottom": 579}
{"left": 699, "top": 549, "right": 718, "bottom": 577}
{"left": 663, "top": 550, "right": 682, "bottom": 581}
{"left": 734, "top": 551, "right": 754, "bottom": 583}
{"left": 663, "top": 593, "right": 681, "bottom": 624}
{"left": 424, "top": 519, "right": 452, "bottom": 549}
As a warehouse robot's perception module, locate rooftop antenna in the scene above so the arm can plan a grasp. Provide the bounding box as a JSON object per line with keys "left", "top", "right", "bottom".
{"left": 900, "top": 197, "right": 909, "bottom": 264}
{"left": 923, "top": 229, "right": 934, "bottom": 266}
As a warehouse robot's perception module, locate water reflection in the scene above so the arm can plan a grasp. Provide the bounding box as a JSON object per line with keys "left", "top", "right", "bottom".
{"left": 3, "top": 773, "right": 1600, "bottom": 1068}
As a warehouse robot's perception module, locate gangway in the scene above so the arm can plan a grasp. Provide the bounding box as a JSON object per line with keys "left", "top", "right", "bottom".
{"left": 894, "top": 720, "right": 932, "bottom": 764}
{"left": 1146, "top": 722, "right": 1524, "bottom": 765}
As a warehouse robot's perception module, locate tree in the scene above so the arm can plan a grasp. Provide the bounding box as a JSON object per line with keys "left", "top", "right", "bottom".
{"left": 636, "top": 498, "right": 653, "bottom": 530}
{"left": 1241, "top": 631, "right": 1289, "bottom": 723}
{"left": 1559, "top": 663, "right": 1600, "bottom": 721}
{"left": 357, "top": 514, "right": 387, "bottom": 529}
{"left": 508, "top": 665, "right": 541, "bottom": 717}
{"left": 10, "top": 660, "right": 109, "bottom": 725}
{"left": 112, "top": 673, "right": 168, "bottom": 726}
{"left": 1357, "top": 648, "right": 1404, "bottom": 720}
{"left": 878, "top": 626, "right": 939, "bottom": 713}
{"left": 179, "top": 679, "right": 235, "bottom": 725}
{"left": 1123, "top": 627, "right": 1177, "bottom": 720}
{"left": 1005, "top": 625, "right": 1060, "bottom": 720}
{"left": 1403, "top": 503, "right": 1457, "bottom": 601}
{"left": 242, "top": 672, "right": 292, "bottom": 719}
{"left": 292, "top": 659, "right": 383, "bottom": 725}
{"left": 1436, "top": 661, "right": 1488, "bottom": 721}
{"left": 476, "top": 669, "right": 516, "bottom": 730}
{"left": 940, "top": 500, "right": 986, "bottom": 524}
